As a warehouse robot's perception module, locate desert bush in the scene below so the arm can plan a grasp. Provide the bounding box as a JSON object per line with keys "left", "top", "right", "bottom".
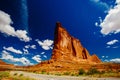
{"left": 87, "top": 68, "right": 99, "bottom": 75}
{"left": 41, "top": 69, "right": 46, "bottom": 74}
{"left": 0, "top": 71, "right": 10, "bottom": 79}
{"left": 14, "top": 73, "right": 18, "bottom": 76}
{"left": 78, "top": 68, "right": 85, "bottom": 75}
{"left": 71, "top": 73, "right": 75, "bottom": 76}
{"left": 55, "top": 73, "right": 61, "bottom": 76}
{"left": 47, "top": 72, "right": 50, "bottom": 75}
{"left": 63, "top": 72, "right": 70, "bottom": 75}
{"left": 19, "top": 73, "right": 24, "bottom": 77}
{"left": 102, "top": 72, "right": 120, "bottom": 77}
{"left": 0, "top": 71, "right": 35, "bottom": 80}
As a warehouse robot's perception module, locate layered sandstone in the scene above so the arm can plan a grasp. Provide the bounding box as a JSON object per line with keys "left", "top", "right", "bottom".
{"left": 26, "top": 23, "right": 120, "bottom": 73}
{"left": 0, "top": 60, "right": 14, "bottom": 71}
{"left": 51, "top": 22, "right": 101, "bottom": 63}
{"left": 0, "top": 60, "right": 7, "bottom": 65}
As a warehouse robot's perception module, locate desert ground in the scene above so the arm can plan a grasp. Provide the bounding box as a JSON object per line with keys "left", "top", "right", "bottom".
{"left": 10, "top": 71, "right": 120, "bottom": 80}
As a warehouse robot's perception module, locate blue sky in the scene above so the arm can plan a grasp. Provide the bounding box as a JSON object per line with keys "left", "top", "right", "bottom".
{"left": 0, "top": 0, "right": 120, "bottom": 66}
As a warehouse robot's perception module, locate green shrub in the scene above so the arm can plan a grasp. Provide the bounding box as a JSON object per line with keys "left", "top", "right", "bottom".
{"left": 87, "top": 68, "right": 99, "bottom": 75}
{"left": 19, "top": 73, "right": 24, "bottom": 77}
{"left": 14, "top": 73, "right": 18, "bottom": 76}
{"left": 63, "top": 72, "right": 70, "bottom": 75}
{"left": 71, "top": 73, "right": 75, "bottom": 76}
{"left": 0, "top": 71, "right": 10, "bottom": 79}
{"left": 47, "top": 72, "right": 50, "bottom": 75}
{"left": 78, "top": 68, "right": 85, "bottom": 75}
{"left": 41, "top": 69, "right": 46, "bottom": 74}
{"left": 55, "top": 73, "right": 61, "bottom": 76}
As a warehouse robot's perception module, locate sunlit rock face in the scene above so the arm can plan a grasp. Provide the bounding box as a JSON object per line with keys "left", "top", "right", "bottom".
{"left": 0, "top": 60, "right": 14, "bottom": 70}
{"left": 0, "top": 60, "right": 7, "bottom": 65}
{"left": 51, "top": 22, "right": 101, "bottom": 63}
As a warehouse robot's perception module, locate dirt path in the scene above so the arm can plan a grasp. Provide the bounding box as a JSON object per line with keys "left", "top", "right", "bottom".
{"left": 10, "top": 71, "right": 120, "bottom": 80}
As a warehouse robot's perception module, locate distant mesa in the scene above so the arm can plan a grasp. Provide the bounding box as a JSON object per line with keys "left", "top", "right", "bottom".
{"left": 0, "top": 60, "right": 14, "bottom": 71}
{"left": 0, "top": 60, "right": 14, "bottom": 66}
{"left": 51, "top": 22, "right": 101, "bottom": 63}
{"left": 0, "top": 60, "right": 7, "bottom": 65}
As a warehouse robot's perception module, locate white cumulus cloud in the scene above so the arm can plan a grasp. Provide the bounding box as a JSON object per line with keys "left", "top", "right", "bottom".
{"left": 110, "top": 58, "right": 120, "bottom": 63}
{"left": 0, "top": 10, "right": 31, "bottom": 42}
{"left": 20, "top": 57, "right": 33, "bottom": 65}
{"left": 1, "top": 50, "right": 33, "bottom": 65}
{"left": 3, "top": 46, "right": 22, "bottom": 54}
{"left": 99, "top": 0, "right": 120, "bottom": 35}
{"left": 32, "top": 55, "right": 42, "bottom": 63}
{"left": 36, "top": 39, "right": 53, "bottom": 50}
{"left": 1, "top": 50, "right": 14, "bottom": 60}
{"left": 106, "top": 39, "right": 119, "bottom": 45}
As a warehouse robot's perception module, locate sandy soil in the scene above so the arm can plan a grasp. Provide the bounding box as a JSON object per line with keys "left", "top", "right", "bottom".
{"left": 10, "top": 71, "right": 120, "bottom": 80}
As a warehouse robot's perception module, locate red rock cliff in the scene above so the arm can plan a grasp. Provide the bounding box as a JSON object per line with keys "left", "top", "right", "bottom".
{"left": 0, "top": 60, "right": 7, "bottom": 65}
{"left": 51, "top": 22, "right": 101, "bottom": 63}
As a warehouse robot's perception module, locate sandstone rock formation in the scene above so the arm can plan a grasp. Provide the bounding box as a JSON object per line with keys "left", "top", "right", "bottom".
{"left": 0, "top": 60, "right": 7, "bottom": 65}
{"left": 0, "top": 59, "right": 14, "bottom": 71}
{"left": 29, "top": 22, "right": 102, "bottom": 72}
{"left": 51, "top": 22, "right": 101, "bottom": 63}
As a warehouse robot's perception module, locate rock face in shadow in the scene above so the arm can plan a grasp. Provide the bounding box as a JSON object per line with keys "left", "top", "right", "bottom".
{"left": 51, "top": 22, "right": 101, "bottom": 63}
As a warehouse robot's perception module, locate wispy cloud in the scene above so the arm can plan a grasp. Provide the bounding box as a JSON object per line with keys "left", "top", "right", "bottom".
{"left": 102, "top": 56, "right": 105, "bottom": 58}
{"left": 102, "top": 56, "right": 108, "bottom": 58}
{"left": 36, "top": 39, "right": 53, "bottom": 50}
{"left": 90, "top": 0, "right": 110, "bottom": 10}
{"left": 43, "top": 55, "right": 47, "bottom": 58}
{"left": 0, "top": 10, "right": 31, "bottom": 42}
{"left": 106, "top": 46, "right": 119, "bottom": 48}
{"left": 25, "top": 45, "right": 36, "bottom": 49}
{"left": 3, "top": 46, "right": 22, "bottom": 54}
{"left": 106, "top": 46, "right": 110, "bottom": 48}
{"left": 41, "top": 52, "right": 45, "bottom": 55}
{"left": 113, "top": 46, "right": 119, "bottom": 48}
{"left": 106, "top": 39, "right": 119, "bottom": 45}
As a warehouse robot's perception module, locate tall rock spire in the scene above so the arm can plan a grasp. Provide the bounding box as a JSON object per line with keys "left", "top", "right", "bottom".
{"left": 51, "top": 22, "right": 101, "bottom": 63}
